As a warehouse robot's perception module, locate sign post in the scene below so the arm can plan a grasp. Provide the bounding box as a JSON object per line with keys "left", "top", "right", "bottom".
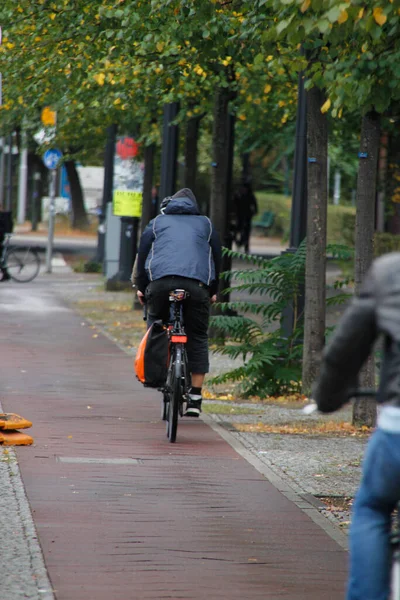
{"left": 110, "top": 136, "right": 144, "bottom": 283}
{"left": 43, "top": 148, "right": 62, "bottom": 273}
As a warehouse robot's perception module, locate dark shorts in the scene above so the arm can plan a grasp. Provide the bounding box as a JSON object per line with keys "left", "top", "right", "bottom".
{"left": 145, "top": 276, "right": 210, "bottom": 374}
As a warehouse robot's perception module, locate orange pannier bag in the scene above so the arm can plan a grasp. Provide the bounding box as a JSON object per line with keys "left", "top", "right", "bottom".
{"left": 134, "top": 320, "right": 169, "bottom": 387}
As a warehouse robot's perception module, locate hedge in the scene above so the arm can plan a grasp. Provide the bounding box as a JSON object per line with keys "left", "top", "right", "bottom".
{"left": 374, "top": 233, "right": 400, "bottom": 257}
{"left": 256, "top": 192, "right": 356, "bottom": 246}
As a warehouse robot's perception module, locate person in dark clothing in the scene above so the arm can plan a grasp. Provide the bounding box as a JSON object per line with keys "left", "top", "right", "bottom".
{"left": 134, "top": 188, "right": 222, "bottom": 417}
{"left": 234, "top": 182, "right": 258, "bottom": 253}
{"left": 150, "top": 185, "right": 159, "bottom": 220}
{"left": 0, "top": 211, "right": 13, "bottom": 281}
{"left": 312, "top": 253, "right": 400, "bottom": 600}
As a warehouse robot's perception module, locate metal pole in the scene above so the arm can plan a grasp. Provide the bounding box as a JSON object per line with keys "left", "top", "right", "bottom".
{"left": 5, "top": 133, "right": 12, "bottom": 211}
{"left": 0, "top": 138, "right": 5, "bottom": 208}
{"left": 159, "top": 103, "right": 179, "bottom": 200}
{"left": 282, "top": 67, "right": 308, "bottom": 339}
{"left": 31, "top": 171, "right": 41, "bottom": 231}
{"left": 289, "top": 70, "right": 308, "bottom": 249}
{"left": 45, "top": 169, "right": 57, "bottom": 273}
{"left": 221, "top": 113, "right": 235, "bottom": 304}
{"left": 17, "top": 129, "right": 28, "bottom": 224}
{"left": 96, "top": 124, "right": 117, "bottom": 264}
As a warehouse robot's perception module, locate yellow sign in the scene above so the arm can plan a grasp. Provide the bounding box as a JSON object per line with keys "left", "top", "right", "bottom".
{"left": 41, "top": 106, "right": 57, "bottom": 127}
{"left": 113, "top": 190, "right": 142, "bottom": 217}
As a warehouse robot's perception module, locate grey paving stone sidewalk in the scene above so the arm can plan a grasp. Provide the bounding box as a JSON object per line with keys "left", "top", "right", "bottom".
{"left": 0, "top": 443, "right": 54, "bottom": 600}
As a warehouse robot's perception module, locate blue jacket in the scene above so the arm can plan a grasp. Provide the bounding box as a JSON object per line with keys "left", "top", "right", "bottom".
{"left": 135, "top": 194, "right": 221, "bottom": 295}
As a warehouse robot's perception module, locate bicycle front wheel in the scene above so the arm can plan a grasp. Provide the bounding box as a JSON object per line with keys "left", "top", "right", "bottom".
{"left": 6, "top": 247, "right": 41, "bottom": 282}
{"left": 167, "top": 344, "right": 183, "bottom": 443}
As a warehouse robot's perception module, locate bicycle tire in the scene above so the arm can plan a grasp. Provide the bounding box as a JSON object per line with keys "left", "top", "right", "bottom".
{"left": 6, "top": 247, "right": 41, "bottom": 282}
{"left": 161, "top": 392, "right": 168, "bottom": 421}
{"left": 167, "top": 344, "right": 182, "bottom": 443}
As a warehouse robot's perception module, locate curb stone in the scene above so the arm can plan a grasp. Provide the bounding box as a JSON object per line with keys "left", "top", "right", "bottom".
{"left": 0, "top": 403, "right": 55, "bottom": 600}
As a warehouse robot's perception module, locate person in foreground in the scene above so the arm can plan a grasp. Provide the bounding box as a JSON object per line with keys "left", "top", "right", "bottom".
{"left": 134, "top": 188, "right": 221, "bottom": 417}
{"left": 313, "top": 253, "right": 400, "bottom": 600}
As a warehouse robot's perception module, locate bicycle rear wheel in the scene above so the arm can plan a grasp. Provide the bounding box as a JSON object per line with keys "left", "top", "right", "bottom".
{"left": 167, "top": 344, "right": 183, "bottom": 443}
{"left": 6, "top": 247, "right": 41, "bottom": 282}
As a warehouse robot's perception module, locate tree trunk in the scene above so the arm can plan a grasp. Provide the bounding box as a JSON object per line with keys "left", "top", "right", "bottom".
{"left": 141, "top": 144, "right": 155, "bottom": 230}
{"left": 302, "top": 86, "right": 328, "bottom": 393}
{"left": 64, "top": 160, "right": 89, "bottom": 229}
{"left": 210, "top": 88, "right": 230, "bottom": 241}
{"left": 210, "top": 88, "right": 235, "bottom": 305}
{"left": 184, "top": 116, "right": 202, "bottom": 195}
{"left": 353, "top": 111, "right": 380, "bottom": 427}
{"left": 28, "top": 153, "right": 47, "bottom": 228}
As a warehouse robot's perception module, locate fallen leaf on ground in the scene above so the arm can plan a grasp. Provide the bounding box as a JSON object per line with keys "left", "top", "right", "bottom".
{"left": 233, "top": 421, "right": 372, "bottom": 437}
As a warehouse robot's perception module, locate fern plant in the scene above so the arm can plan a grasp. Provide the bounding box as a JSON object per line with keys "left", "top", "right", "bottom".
{"left": 210, "top": 241, "right": 353, "bottom": 397}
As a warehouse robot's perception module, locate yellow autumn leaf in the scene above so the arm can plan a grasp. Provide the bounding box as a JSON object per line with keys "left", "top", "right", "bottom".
{"left": 113, "top": 98, "right": 121, "bottom": 106}
{"left": 321, "top": 98, "right": 331, "bottom": 114}
{"left": 93, "top": 73, "right": 105, "bottom": 86}
{"left": 238, "top": 114, "right": 247, "bottom": 121}
{"left": 358, "top": 8, "right": 364, "bottom": 19}
{"left": 41, "top": 107, "right": 56, "bottom": 126}
{"left": 373, "top": 7, "right": 387, "bottom": 25}
{"left": 338, "top": 9, "right": 348, "bottom": 24}
{"left": 263, "top": 84, "right": 272, "bottom": 94}
{"left": 300, "top": 0, "right": 310, "bottom": 13}
{"left": 49, "top": 12, "right": 56, "bottom": 20}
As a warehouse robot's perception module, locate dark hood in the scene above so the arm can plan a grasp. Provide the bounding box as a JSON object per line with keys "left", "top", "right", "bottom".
{"left": 163, "top": 188, "right": 200, "bottom": 215}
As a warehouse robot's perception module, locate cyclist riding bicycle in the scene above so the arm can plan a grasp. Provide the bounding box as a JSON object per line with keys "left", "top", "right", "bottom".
{"left": 134, "top": 188, "right": 222, "bottom": 418}
{"left": 313, "top": 253, "right": 400, "bottom": 600}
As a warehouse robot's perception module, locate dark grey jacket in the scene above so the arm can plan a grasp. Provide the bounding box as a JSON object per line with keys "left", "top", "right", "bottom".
{"left": 135, "top": 191, "right": 221, "bottom": 296}
{"left": 313, "top": 253, "right": 400, "bottom": 413}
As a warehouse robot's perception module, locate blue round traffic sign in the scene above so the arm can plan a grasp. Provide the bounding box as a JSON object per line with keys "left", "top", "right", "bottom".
{"left": 43, "top": 148, "right": 63, "bottom": 170}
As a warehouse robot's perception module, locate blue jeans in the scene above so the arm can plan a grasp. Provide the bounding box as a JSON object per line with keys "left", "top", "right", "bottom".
{"left": 347, "top": 428, "right": 400, "bottom": 600}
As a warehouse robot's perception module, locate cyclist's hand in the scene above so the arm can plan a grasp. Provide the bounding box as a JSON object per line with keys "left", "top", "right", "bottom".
{"left": 210, "top": 294, "right": 217, "bottom": 304}
{"left": 137, "top": 291, "right": 145, "bottom": 306}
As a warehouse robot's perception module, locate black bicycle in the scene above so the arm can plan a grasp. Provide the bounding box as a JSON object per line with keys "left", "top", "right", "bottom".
{"left": 161, "top": 289, "right": 191, "bottom": 443}
{"left": 0, "top": 234, "right": 41, "bottom": 283}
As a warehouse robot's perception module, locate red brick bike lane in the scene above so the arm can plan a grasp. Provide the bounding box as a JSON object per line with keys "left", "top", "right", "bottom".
{"left": 0, "top": 280, "right": 347, "bottom": 599}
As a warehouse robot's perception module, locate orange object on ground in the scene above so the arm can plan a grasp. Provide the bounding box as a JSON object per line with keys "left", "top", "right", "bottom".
{"left": 0, "top": 413, "right": 33, "bottom": 430}
{"left": 1, "top": 430, "right": 34, "bottom": 446}
{"left": 0, "top": 431, "right": 4, "bottom": 443}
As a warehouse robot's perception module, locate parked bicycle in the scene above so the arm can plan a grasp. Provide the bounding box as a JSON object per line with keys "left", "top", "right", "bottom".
{"left": 304, "top": 389, "right": 400, "bottom": 600}
{"left": 0, "top": 234, "right": 41, "bottom": 283}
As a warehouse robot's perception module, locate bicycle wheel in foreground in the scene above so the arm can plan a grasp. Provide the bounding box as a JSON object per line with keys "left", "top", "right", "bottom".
{"left": 7, "top": 247, "right": 41, "bottom": 282}
{"left": 167, "top": 345, "right": 182, "bottom": 443}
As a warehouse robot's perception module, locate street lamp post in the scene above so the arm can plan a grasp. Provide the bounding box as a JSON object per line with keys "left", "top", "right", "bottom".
{"left": 282, "top": 69, "right": 308, "bottom": 338}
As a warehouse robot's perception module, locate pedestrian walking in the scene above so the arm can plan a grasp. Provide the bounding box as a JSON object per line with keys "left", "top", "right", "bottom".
{"left": 234, "top": 182, "right": 258, "bottom": 253}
